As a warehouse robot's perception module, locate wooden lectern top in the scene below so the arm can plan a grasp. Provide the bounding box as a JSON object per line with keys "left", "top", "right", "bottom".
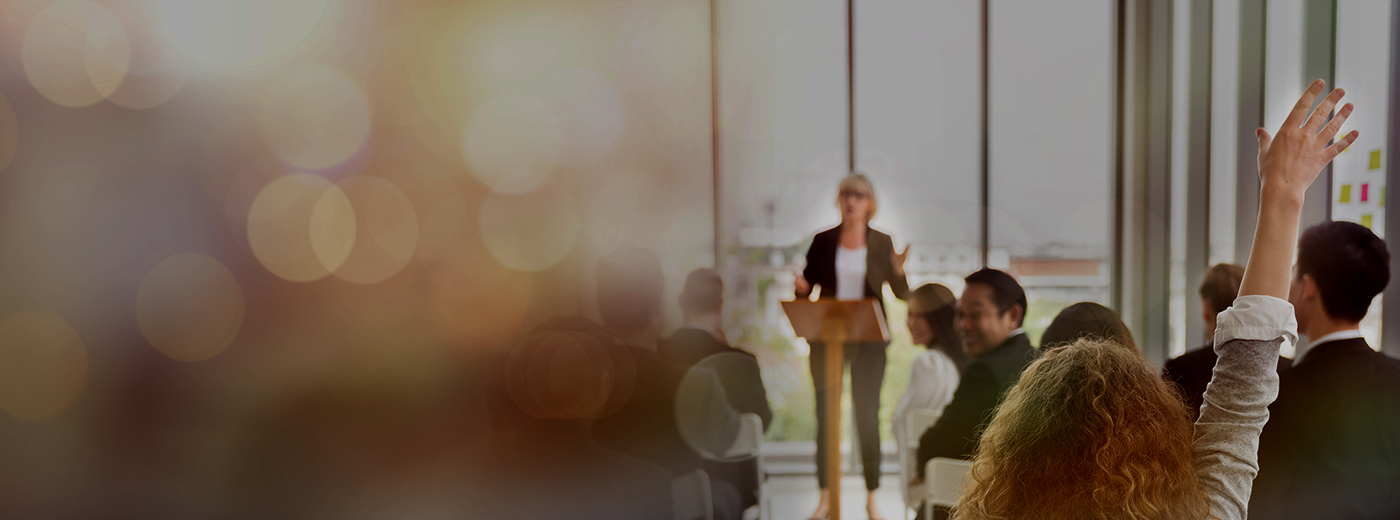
{"left": 781, "top": 298, "right": 890, "bottom": 344}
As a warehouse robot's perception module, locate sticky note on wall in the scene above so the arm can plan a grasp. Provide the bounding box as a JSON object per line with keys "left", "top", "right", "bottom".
{"left": 1371, "top": 150, "right": 1383, "bottom": 170}
{"left": 1340, "top": 184, "right": 1352, "bottom": 203}
{"left": 1362, "top": 184, "right": 1370, "bottom": 202}
{"left": 1362, "top": 214, "right": 1374, "bottom": 228}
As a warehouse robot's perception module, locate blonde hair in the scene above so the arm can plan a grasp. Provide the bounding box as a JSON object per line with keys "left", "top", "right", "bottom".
{"left": 954, "top": 338, "right": 1212, "bottom": 520}
{"left": 836, "top": 173, "right": 877, "bottom": 221}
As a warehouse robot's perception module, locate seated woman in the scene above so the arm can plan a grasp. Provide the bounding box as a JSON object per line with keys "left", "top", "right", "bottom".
{"left": 892, "top": 284, "right": 968, "bottom": 506}
{"left": 1038, "top": 301, "right": 1135, "bottom": 352}
{"left": 951, "top": 80, "right": 1356, "bottom": 520}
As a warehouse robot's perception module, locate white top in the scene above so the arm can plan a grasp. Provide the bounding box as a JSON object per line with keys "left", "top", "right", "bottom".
{"left": 834, "top": 245, "right": 867, "bottom": 301}
{"left": 894, "top": 348, "right": 960, "bottom": 505}
{"left": 1293, "top": 328, "right": 1363, "bottom": 365}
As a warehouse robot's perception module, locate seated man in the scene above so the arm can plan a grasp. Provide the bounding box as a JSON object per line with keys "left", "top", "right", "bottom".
{"left": 661, "top": 268, "right": 772, "bottom": 512}
{"left": 590, "top": 247, "right": 744, "bottom": 520}
{"left": 1249, "top": 221, "right": 1400, "bottom": 520}
{"left": 913, "top": 269, "right": 1039, "bottom": 484}
{"left": 1163, "top": 263, "right": 1290, "bottom": 419}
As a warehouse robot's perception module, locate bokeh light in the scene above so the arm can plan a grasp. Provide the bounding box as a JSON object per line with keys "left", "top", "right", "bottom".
{"left": 135, "top": 253, "right": 245, "bottom": 362}
{"left": 0, "top": 91, "right": 16, "bottom": 172}
{"left": 147, "top": 0, "right": 334, "bottom": 69}
{"left": 506, "top": 329, "right": 636, "bottom": 421}
{"left": 259, "top": 64, "right": 373, "bottom": 171}
{"left": 479, "top": 187, "right": 581, "bottom": 272}
{"left": 21, "top": 0, "right": 129, "bottom": 108}
{"left": 247, "top": 173, "right": 357, "bottom": 282}
{"left": 98, "top": 0, "right": 187, "bottom": 109}
{"left": 331, "top": 175, "right": 419, "bottom": 285}
{"left": 462, "top": 95, "right": 563, "bottom": 194}
{"left": 0, "top": 310, "right": 88, "bottom": 421}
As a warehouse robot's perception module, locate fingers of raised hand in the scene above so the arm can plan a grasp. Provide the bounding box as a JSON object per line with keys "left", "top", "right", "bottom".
{"left": 1304, "top": 88, "right": 1346, "bottom": 133}
{"left": 1284, "top": 79, "right": 1326, "bottom": 129}
{"left": 1319, "top": 103, "right": 1354, "bottom": 142}
{"left": 1325, "top": 130, "right": 1360, "bottom": 160}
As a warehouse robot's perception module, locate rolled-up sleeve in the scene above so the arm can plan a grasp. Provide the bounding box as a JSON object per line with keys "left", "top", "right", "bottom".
{"left": 1194, "top": 295, "right": 1297, "bottom": 520}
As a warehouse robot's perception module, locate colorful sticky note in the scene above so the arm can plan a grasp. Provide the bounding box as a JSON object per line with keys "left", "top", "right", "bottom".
{"left": 1339, "top": 184, "right": 1352, "bottom": 203}
{"left": 1362, "top": 184, "right": 1370, "bottom": 202}
{"left": 1370, "top": 150, "right": 1383, "bottom": 170}
{"left": 1362, "top": 215, "right": 1374, "bottom": 228}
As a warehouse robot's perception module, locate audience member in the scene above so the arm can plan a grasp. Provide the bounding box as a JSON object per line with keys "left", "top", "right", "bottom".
{"left": 591, "top": 247, "right": 744, "bottom": 520}
{"left": 913, "top": 269, "right": 1037, "bottom": 479}
{"left": 892, "top": 283, "right": 967, "bottom": 505}
{"left": 661, "top": 268, "right": 773, "bottom": 512}
{"left": 1039, "top": 301, "right": 1136, "bottom": 352}
{"left": 1163, "top": 263, "right": 1290, "bottom": 419}
{"left": 951, "top": 78, "right": 1354, "bottom": 520}
{"left": 1248, "top": 221, "right": 1400, "bottom": 520}
{"left": 480, "top": 318, "right": 673, "bottom": 520}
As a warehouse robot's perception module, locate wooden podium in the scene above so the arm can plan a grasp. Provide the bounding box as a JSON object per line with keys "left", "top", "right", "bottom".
{"left": 782, "top": 298, "right": 889, "bottom": 520}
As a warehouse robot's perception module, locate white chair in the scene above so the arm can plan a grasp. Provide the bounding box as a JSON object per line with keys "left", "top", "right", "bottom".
{"left": 673, "top": 469, "right": 714, "bottom": 520}
{"left": 922, "top": 457, "right": 973, "bottom": 520}
{"left": 899, "top": 410, "right": 942, "bottom": 518}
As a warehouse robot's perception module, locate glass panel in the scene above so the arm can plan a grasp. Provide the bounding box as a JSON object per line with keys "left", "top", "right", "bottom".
{"left": 988, "top": 0, "right": 1114, "bottom": 346}
{"left": 856, "top": 0, "right": 982, "bottom": 446}
{"left": 1210, "top": 0, "right": 1240, "bottom": 266}
{"left": 716, "top": 0, "right": 847, "bottom": 442}
{"left": 1333, "top": 1, "right": 1393, "bottom": 350}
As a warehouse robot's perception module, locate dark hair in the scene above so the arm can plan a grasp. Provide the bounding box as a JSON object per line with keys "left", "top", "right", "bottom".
{"left": 679, "top": 268, "right": 724, "bottom": 314}
{"left": 595, "top": 247, "right": 665, "bottom": 332}
{"left": 1199, "top": 263, "right": 1246, "bottom": 315}
{"left": 1040, "top": 302, "right": 1136, "bottom": 353}
{"left": 1296, "top": 221, "right": 1390, "bottom": 322}
{"left": 964, "top": 268, "right": 1028, "bottom": 327}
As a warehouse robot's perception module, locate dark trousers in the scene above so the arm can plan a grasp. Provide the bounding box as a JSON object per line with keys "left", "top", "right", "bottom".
{"left": 809, "top": 341, "right": 886, "bottom": 491}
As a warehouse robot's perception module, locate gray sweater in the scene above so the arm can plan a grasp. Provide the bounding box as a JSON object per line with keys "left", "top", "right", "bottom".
{"left": 1194, "top": 295, "right": 1298, "bottom": 520}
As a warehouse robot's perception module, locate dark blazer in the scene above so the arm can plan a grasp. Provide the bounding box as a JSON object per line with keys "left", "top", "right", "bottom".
{"left": 538, "top": 317, "right": 741, "bottom": 476}
{"left": 916, "top": 333, "right": 1039, "bottom": 477}
{"left": 1249, "top": 337, "right": 1400, "bottom": 520}
{"left": 661, "top": 327, "right": 774, "bottom": 511}
{"left": 801, "top": 226, "right": 910, "bottom": 315}
{"left": 661, "top": 327, "right": 773, "bottom": 429}
{"left": 1162, "top": 343, "right": 1291, "bottom": 420}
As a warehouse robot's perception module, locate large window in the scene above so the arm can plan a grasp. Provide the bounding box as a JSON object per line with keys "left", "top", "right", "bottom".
{"left": 988, "top": 0, "right": 1115, "bottom": 345}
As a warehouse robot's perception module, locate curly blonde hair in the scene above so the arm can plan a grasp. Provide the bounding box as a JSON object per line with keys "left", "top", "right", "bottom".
{"left": 954, "top": 338, "right": 1212, "bottom": 520}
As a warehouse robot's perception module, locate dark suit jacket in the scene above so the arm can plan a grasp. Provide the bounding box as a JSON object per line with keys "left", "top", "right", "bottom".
{"left": 1162, "top": 343, "right": 1291, "bottom": 420}
{"left": 1248, "top": 338, "right": 1400, "bottom": 520}
{"left": 801, "top": 226, "right": 910, "bottom": 316}
{"left": 661, "top": 327, "right": 774, "bottom": 510}
{"left": 660, "top": 328, "right": 773, "bottom": 429}
{"left": 536, "top": 317, "right": 741, "bottom": 477}
{"left": 592, "top": 343, "right": 742, "bottom": 476}
{"left": 916, "top": 333, "right": 1038, "bottom": 477}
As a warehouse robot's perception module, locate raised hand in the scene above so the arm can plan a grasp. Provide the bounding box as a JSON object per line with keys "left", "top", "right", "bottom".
{"left": 794, "top": 271, "right": 811, "bottom": 297}
{"left": 891, "top": 245, "right": 910, "bottom": 276}
{"left": 1239, "top": 79, "right": 1358, "bottom": 300}
{"left": 1256, "top": 79, "right": 1358, "bottom": 201}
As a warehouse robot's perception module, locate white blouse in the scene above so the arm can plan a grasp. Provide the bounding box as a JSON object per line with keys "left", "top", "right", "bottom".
{"left": 893, "top": 348, "right": 961, "bottom": 503}
{"left": 834, "top": 245, "right": 867, "bottom": 301}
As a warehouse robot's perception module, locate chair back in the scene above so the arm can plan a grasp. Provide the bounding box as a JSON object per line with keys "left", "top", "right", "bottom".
{"left": 672, "top": 469, "right": 714, "bottom": 520}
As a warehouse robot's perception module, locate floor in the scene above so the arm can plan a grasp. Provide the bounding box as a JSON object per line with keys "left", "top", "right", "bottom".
{"left": 765, "top": 475, "right": 911, "bottom": 520}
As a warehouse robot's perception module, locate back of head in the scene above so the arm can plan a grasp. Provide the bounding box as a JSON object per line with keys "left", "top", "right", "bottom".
{"left": 596, "top": 247, "right": 665, "bottom": 333}
{"left": 679, "top": 268, "right": 724, "bottom": 315}
{"left": 1199, "top": 263, "right": 1246, "bottom": 315}
{"left": 909, "top": 283, "right": 969, "bottom": 367}
{"left": 963, "top": 268, "right": 1028, "bottom": 327}
{"left": 1039, "top": 302, "right": 1136, "bottom": 353}
{"left": 957, "top": 338, "right": 1208, "bottom": 520}
{"left": 1297, "top": 221, "right": 1390, "bottom": 322}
